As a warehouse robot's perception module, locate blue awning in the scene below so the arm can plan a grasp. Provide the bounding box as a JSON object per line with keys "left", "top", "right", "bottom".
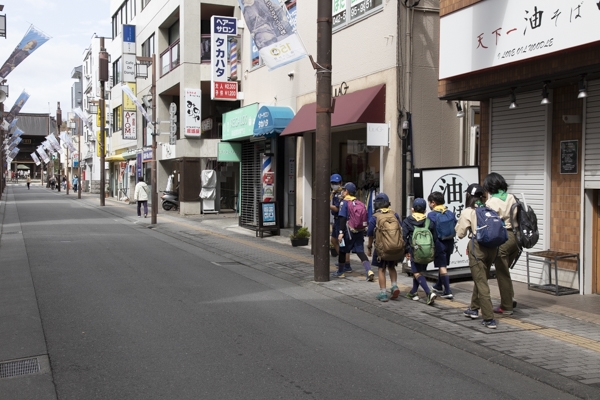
{"left": 253, "top": 106, "right": 295, "bottom": 138}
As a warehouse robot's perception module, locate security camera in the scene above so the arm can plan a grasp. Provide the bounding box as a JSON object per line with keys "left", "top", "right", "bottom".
{"left": 287, "top": 71, "right": 294, "bottom": 78}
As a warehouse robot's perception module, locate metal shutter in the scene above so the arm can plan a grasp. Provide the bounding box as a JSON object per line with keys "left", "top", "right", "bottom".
{"left": 490, "top": 91, "right": 549, "bottom": 284}
{"left": 585, "top": 80, "right": 600, "bottom": 189}
{"left": 240, "top": 141, "right": 264, "bottom": 228}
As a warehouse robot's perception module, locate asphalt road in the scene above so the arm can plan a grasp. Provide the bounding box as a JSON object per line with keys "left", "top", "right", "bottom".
{"left": 4, "top": 185, "right": 582, "bottom": 399}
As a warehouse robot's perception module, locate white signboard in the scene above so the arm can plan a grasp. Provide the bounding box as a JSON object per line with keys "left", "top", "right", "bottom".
{"left": 367, "top": 123, "right": 389, "bottom": 147}
{"left": 420, "top": 166, "right": 479, "bottom": 270}
{"left": 122, "top": 54, "right": 137, "bottom": 83}
{"left": 440, "top": 0, "right": 600, "bottom": 79}
{"left": 184, "top": 88, "right": 201, "bottom": 138}
{"left": 123, "top": 111, "right": 137, "bottom": 140}
{"left": 210, "top": 16, "right": 238, "bottom": 101}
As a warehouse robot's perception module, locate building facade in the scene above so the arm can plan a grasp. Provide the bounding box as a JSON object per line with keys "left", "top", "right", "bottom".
{"left": 439, "top": 0, "right": 600, "bottom": 294}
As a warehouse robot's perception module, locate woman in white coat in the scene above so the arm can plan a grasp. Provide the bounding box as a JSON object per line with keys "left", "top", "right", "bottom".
{"left": 133, "top": 177, "right": 149, "bottom": 218}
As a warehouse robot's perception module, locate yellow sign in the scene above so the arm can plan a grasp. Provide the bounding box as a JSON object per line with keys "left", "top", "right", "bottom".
{"left": 96, "top": 129, "right": 105, "bottom": 157}
{"left": 123, "top": 82, "right": 137, "bottom": 111}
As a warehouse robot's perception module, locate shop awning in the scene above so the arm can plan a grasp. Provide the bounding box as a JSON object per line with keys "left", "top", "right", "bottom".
{"left": 280, "top": 84, "right": 386, "bottom": 136}
{"left": 105, "top": 155, "right": 125, "bottom": 161}
{"left": 253, "top": 106, "right": 295, "bottom": 138}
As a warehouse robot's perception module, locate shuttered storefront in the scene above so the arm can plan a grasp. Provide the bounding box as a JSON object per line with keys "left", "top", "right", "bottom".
{"left": 490, "top": 91, "right": 549, "bottom": 283}
{"left": 584, "top": 80, "right": 600, "bottom": 189}
{"left": 240, "top": 141, "right": 265, "bottom": 228}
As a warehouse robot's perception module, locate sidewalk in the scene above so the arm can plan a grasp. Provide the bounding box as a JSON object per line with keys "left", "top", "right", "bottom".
{"left": 2, "top": 184, "right": 600, "bottom": 398}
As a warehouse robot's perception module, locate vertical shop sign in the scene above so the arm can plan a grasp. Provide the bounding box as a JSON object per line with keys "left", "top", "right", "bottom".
{"left": 262, "top": 153, "right": 274, "bottom": 201}
{"left": 184, "top": 88, "right": 201, "bottom": 138}
{"left": 211, "top": 16, "right": 238, "bottom": 101}
{"left": 123, "top": 111, "right": 137, "bottom": 140}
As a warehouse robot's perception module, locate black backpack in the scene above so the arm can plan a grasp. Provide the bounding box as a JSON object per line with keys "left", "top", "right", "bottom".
{"left": 510, "top": 194, "right": 539, "bottom": 249}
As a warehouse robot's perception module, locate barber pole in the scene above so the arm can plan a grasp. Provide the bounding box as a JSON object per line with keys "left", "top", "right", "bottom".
{"left": 262, "top": 154, "right": 274, "bottom": 202}
{"left": 229, "top": 38, "right": 238, "bottom": 81}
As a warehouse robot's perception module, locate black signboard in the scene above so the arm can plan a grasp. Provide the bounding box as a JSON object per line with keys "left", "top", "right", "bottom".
{"left": 560, "top": 140, "right": 578, "bottom": 174}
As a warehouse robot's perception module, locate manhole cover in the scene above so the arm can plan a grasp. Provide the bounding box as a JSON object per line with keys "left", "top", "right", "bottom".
{"left": 0, "top": 358, "right": 40, "bottom": 379}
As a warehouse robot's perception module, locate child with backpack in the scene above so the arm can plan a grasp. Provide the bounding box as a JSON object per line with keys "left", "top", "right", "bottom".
{"left": 456, "top": 183, "right": 499, "bottom": 329}
{"left": 330, "top": 174, "right": 352, "bottom": 271}
{"left": 427, "top": 191, "right": 457, "bottom": 299}
{"left": 401, "top": 198, "right": 437, "bottom": 305}
{"left": 366, "top": 193, "right": 404, "bottom": 302}
{"left": 483, "top": 172, "right": 520, "bottom": 315}
{"left": 333, "top": 182, "right": 375, "bottom": 281}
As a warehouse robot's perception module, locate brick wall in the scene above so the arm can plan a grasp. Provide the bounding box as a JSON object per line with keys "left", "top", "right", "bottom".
{"left": 550, "top": 85, "right": 583, "bottom": 269}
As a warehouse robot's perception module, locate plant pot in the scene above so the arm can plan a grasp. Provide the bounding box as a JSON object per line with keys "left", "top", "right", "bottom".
{"left": 290, "top": 238, "right": 309, "bottom": 247}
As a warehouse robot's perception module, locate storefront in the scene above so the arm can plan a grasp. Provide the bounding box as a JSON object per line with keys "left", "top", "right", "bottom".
{"left": 281, "top": 84, "right": 386, "bottom": 231}
{"left": 438, "top": 0, "right": 600, "bottom": 294}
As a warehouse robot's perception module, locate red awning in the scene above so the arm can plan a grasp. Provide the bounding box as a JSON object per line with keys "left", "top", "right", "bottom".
{"left": 280, "top": 84, "right": 386, "bottom": 136}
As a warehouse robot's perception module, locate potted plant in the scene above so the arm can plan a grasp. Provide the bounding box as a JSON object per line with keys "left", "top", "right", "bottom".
{"left": 290, "top": 226, "right": 310, "bottom": 247}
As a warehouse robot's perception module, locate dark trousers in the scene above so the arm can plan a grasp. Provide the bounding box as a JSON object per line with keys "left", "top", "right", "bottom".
{"left": 137, "top": 201, "right": 148, "bottom": 216}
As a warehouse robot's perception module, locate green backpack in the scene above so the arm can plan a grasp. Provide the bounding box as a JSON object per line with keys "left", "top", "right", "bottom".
{"left": 412, "top": 218, "right": 435, "bottom": 264}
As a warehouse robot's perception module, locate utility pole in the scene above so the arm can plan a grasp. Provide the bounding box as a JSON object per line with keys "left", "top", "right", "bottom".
{"left": 99, "top": 37, "right": 108, "bottom": 206}
{"left": 0, "top": 102, "right": 4, "bottom": 198}
{"left": 56, "top": 102, "right": 62, "bottom": 192}
{"left": 151, "top": 54, "right": 157, "bottom": 224}
{"left": 313, "top": 0, "right": 333, "bottom": 281}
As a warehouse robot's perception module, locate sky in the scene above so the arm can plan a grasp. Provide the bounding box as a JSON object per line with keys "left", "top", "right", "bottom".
{"left": 0, "top": 0, "right": 111, "bottom": 118}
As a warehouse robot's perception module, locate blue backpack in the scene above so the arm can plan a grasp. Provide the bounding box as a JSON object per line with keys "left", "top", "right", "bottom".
{"left": 474, "top": 206, "right": 508, "bottom": 248}
{"left": 433, "top": 209, "right": 456, "bottom": 241}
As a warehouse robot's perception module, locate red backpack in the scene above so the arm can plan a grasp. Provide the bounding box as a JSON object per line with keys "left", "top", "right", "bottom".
{"left": 346, "top": 199, "right": 368, "bottom": 231}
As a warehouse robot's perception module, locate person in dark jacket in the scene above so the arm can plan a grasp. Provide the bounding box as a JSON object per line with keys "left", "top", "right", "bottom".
{"left": 401, "top": 198, "right": 437, "bottom": 305}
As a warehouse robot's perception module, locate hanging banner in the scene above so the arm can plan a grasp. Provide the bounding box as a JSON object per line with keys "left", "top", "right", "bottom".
{"left": 0, "top": 25, "right": 51, "bottom": 79}
{"left": 121, "top": 84, "right": 152, "bottom": 125}
{"left": 31, "top": 152, "right": 41, "bottom": 166}
{"left": 238, "top": 0, "right": 307, "bottom": 70}
{"left": 37, "top": 146, "right": 50, "bottom": 163}
{"left": 73, "top": 107, "right": 94, "bottom": 133}
{"left": 184, "top": 88, "right": 201, "bottom": 138}
{"left": 2, "top": 90, "right": 30, "bottom": 127}
{"left": 262, "top": 153, "right": 274, "bottom": 202}
{"left": 123, "top": 82, "right": 137, "bottom": 111}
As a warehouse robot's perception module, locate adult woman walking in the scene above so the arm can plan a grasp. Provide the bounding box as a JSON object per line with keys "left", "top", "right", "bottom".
{"left": 134, "top": 177, "right": 149, "bottom": 218}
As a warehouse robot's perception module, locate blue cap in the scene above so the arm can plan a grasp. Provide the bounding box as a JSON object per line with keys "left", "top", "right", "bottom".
{"left": 330, "top": 173, "right": 342, "bottom": 183}
{"left": 412, "top": 198, "right": 427, "bottom": 211}
{"left": 375, "top": 193, "right": 389, "bottom": 202}
{"left": 343, "top": 182, "right": 357, "bottom": 194}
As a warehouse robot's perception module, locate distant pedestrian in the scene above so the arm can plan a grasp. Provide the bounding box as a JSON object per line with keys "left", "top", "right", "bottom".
{"left": 26, "top": 175, "right": 31, "bottom": 190}
{"left": 456, "top": 183, "right": 498, "bottom": 329}
{"left": 428, "top": 191, "right": 457, "bottom": 299}
{"left": 402, "top": 198, "right": 437, "bottom": 305}
{"left": 62, "top": 176, "right": 67, "bottom": 190}
{"left": 367, "top": 193, "right": 404, "bottom": 302}
{"left": 332, "top": 182, "right": 374, "bottom": 281}
{"left": 72, "top": 175, "right": 79, "bottom": 192}
{"left": 134, "top": 177, "right": 149, "bottom": 218}
{"left": 483, "top": 172, "right": 519, "bottom": 315}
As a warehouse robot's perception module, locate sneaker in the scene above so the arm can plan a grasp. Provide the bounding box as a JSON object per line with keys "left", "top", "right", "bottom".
{"left": 463, "top": 307, "right": 479, "bottom": 319}
{"left": 513, "top": 300, "right": 518, "bottom": 309}
{"left": 441, "top": 292, "right": 454, "bottom": 299}
{"left": 343, "top": 265, "right": 353, "bottom": 273}
{"left": 367, "top": 270, "right": 375, "bottom": 282}
{"left": 331, "top": 271, "right": 345, "bottom": 278}
{"left": 376, "top": 292, "right": 389, "bottom": 302}
{"left": 432, "top": 286, "right": 443, "bottom": 294}
{"left": 405, "top": 292, "right": 419, "bottom": 301}
{"left": 144, "top": 214, "right": 147, "bottom": 218}
{"left": 493, "top": 306, "right": 513, "bottom": 315}
{"left": 390, "top": 285, "right": 400, "bottom": 300}
{"left": 482, "top": 319, "right": 497, "bottom": 329}
{"left": 426, "top": 292, "right": 437, "bottom": 305}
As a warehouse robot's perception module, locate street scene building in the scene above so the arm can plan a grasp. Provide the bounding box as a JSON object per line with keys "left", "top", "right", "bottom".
{"left": 438, "top": 0, "right": 600, "bottom": 294}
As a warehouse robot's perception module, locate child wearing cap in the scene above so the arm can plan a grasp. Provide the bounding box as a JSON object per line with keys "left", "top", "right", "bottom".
{"left": 401, "top": 198, "right": 438, "bottom": 305}
{"left": 427, "top": 191, "right": 457, "bottom": 299}
{"left": 366, "top": 193, "right": 403, "bottom": 302}
{"left": 333, "top": 182, "right": 375, "bottom": 281}
{"left": 455, "top": 183, "right": 498, "bottom": 329}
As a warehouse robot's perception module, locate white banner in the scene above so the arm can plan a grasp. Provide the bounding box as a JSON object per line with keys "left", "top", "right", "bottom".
{"left": 440, "top": 0, "right": 600, "bottom": 79}
{"left": 238, "top": 0, "right": 307, "bottom": 70}
{"left": 31, "top": 152, "right": 41, "bottom": 166}
{"left": 184, "top": 88, "right": 201, "bottom": 138}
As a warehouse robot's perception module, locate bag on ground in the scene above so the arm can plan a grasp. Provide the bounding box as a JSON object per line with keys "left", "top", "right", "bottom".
{"left": 474, "top": 206, "right": 508, "bottom": 248}
{"left": 434, "top": 209, "right": 456, "bottom": 240}
{"left": 347, "top": 199, "right": 368, "bottom": 231}
{"left": 412, "top": 218, "right": 435, "bottom": 264}
{"left": 374, "top": 210, "right": 404, "bottom": 261}
{"left": 510, "top": 195, "right": 539, "bottom": 249}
